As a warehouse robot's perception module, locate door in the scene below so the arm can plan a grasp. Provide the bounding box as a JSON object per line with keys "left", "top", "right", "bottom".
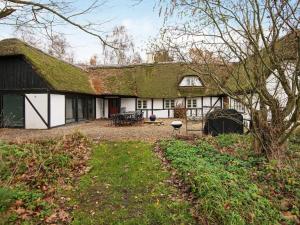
{"left": 87, "top": 98, "right": 95, "bottom": 120}
{"left": 108, "top": 98, "right": 120, "bottom": 118}
{"left": 0, "top": 94, "right": 24, "bottom": 128}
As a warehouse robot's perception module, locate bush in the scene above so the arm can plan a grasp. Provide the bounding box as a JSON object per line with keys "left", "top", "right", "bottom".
{"left": 174, "top": 105, "right": 187, "bottom": 119}
{"left": 161, "top": 140, "right": 281, "bottom": 224}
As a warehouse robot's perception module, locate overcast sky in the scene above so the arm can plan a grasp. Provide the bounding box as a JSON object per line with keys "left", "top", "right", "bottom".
{"left": 0, "top": 0, "right": 163, "bottom": 63}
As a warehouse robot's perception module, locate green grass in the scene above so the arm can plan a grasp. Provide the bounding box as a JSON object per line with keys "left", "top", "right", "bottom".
{"left": 68, "top": 141, "right": 195, "bottom": 225}
{"left": 160, "top": 135, "right": 300, "bottom": 225}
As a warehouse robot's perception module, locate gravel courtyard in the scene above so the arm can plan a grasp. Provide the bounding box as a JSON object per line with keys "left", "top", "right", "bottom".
{"left": 0, "top": 119, "right": 203, "bottom": 142}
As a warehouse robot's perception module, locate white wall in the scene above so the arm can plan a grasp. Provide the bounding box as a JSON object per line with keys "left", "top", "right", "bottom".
{"left": 121, "top": 98, "right": 136, "bottom": 111}
{"left": 25, "top": 94, "right": 48, "bottom": 129}
{"left": 153, "top": 99, "right": 163, "bottom": 109}
{"left": 96, "top": 98, "right": 103, "bottom": 119}
{"left": 175, "top": 98, "right": 185, "bottom": 107}
{"left": 104, "top": 99, "right": 109, "bottom": 118}
{"left": 202, "top": 97, "right": 211, "bottom": 107}
{"left": 153, "top": 109, "right": 169, "bottom": 118}
{"left": 212, "top": 97, "right": 221, "bottom": 107}
{"left": 50, "top": 94, "right": 65, "bottom": 127}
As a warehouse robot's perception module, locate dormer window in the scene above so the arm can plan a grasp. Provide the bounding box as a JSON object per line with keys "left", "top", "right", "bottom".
{"left": 179, "top": 76, "right": 203, "bottom": 87}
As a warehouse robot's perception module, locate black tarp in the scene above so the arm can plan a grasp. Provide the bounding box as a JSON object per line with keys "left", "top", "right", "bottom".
{"left": 204, "top": 109, "right": 243, "bottom": 136}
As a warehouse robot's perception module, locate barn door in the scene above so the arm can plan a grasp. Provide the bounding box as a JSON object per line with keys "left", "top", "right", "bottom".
{"left": 0, "top": 94, "right": 24, "bottom": 128}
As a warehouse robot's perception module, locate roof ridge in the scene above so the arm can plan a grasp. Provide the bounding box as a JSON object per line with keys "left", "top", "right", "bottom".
{"left": 0, "top": 38, "right": 83, "bottom": 70}
{"left": 88, "top": 61, "right": 188, "bottom": 70}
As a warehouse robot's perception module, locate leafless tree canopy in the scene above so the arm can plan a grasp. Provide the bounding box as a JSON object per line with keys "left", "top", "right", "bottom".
{"left": 47, "top": 34, "right": 74, "bottom": 63}
{"left": 102, "top": 25, "right": 142, "bottom": 65}
{"left": 0, "top": 0, "right": 112, "bottom": 47}
{"left": 158, "top": 0, "right": 300, "bottom": 158}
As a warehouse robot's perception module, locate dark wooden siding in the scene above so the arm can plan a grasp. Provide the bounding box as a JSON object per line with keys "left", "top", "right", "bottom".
{"left": 0, "top": 55, "right": 50, "bottom": 91}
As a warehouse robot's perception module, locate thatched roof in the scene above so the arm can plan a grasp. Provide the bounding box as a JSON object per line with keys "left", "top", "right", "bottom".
{"left": 225, "top": 31, "right": 299, "bottom": 92}
{"left": 89, "top": 62, "right": 228, "bottom": 98}
{"left": 0, "top": 38, "right": 95, "bottom": 94}
{"left": 2, "top": 32, "right": 296, "bottom": 98}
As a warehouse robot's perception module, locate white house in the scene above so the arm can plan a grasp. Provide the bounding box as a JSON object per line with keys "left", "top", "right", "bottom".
{"left": 0, "top": 35, "right": 296, "bottom": 129}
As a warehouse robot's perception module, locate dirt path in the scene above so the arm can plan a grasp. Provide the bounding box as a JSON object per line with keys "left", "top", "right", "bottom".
{"left": 0, "top": 119, "right": 202, "bottom": 142}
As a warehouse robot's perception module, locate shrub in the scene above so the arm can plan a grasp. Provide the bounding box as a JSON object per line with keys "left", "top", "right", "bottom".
{"left": 161, "top": 140, "right": 281, "bottom": 224}
{"left": 174, "top": 105, "right": 187, "bottom": 119}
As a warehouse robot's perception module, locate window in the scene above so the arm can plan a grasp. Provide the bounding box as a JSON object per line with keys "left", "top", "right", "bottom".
{"left": 231, "top": 99, "right": 244, "bottom": 112}
{"left": 235, "top": 101, "right": 244, "bottom": 112}
{"left": 65, "top": 96, "right": 76, "bottom": 123}
{"left": 77, "top": 96, "right": 95, "bottom": 121}
{"left": 179, "top": 76, "right": 203, "bottom": 87}
{"left": 164, "top": 99, "right": 175, "bottom": 109}
{"left": 187, "top": 98, "right": 197, "bottom": 108}
{"left": 137, "top": 99, "right": 147, "bottom": 109}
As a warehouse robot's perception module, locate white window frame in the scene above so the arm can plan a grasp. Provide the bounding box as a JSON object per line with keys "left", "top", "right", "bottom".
{"left": 137, "top": 99, "right": 147, "bottom": 109}
{"left": 187, "top": 98, "right": 197, "bottom": 108}
{"left": 164, "top": 99, "right": 175, "bottom": 109}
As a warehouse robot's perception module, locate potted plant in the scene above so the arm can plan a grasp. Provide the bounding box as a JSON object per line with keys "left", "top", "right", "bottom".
{"left": 149, "top": 114, "right": 156, "bottom": 122}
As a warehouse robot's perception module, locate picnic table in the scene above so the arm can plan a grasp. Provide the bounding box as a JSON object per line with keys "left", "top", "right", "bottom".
{"left": 111, "top": 111, "right": 144, "bottom": 126}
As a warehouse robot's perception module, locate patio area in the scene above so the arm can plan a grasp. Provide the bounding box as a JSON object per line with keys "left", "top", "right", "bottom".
{"left": 0, "top": 119, "right": 202, "bottom": 143}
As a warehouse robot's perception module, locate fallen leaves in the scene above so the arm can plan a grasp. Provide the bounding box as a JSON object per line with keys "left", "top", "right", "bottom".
{"left": 45, "top": 209, "right": 70, "bottom": 223}
{"left": 1, "top": 132, "right": 92, "bottom": 224}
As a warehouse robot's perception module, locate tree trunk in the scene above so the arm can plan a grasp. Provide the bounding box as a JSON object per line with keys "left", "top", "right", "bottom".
{"left": 252, "top": 110, "right": 287, "bottom": 159}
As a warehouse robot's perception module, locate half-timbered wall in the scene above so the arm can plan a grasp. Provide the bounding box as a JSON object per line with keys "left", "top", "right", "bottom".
{"left": 185, "top": 96, "right": 223, "bottom": 118}
{"left": 25, "top": 94, "right": 48, "bottom": 129}
{"left": 98, "top": 96, "right": 225, "bottom": 119}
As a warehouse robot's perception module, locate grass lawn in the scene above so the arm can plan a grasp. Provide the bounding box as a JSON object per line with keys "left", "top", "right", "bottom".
{"left": 1, "top": 132, "right": 298, "bottom": 224}
{"left": 68, "top": 141, "right": 195, "bottom": 225}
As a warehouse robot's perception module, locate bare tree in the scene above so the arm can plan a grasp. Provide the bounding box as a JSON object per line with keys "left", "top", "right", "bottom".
{"left": 0, "top": 0, "right": 113, "bottom": 47}
{"left": 89, "top": 54, "right": 98, "bottom": 66}
{"left": 147, "top": 35, "right": 179, "bottom": 62}
{"left": 158, "top": 0, "right": 300, "bottom": 159}
{"left": 47, "top": 33, "right": 74, "bottom": 63}
{"left": 103, "top": 25, "right": 142, "bottom": 65}
{"left": 15, "top": 28, "right": 75, "bottom": 63}
{"left": 153, "top": 50, "right": 173, "bottom": 62}
{"left": 13, "top": 26, "right": 42, "bottom": 48}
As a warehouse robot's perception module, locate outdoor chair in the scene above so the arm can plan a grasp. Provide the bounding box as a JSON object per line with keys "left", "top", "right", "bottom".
{"left": 136, "top": 111, "right": 144, "bottom": 123}
{"left": 111, "top": 111, "right": 144, "bottom": 126}
{"left": 120, "top": 107, "right": 126, "bottom": 113}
